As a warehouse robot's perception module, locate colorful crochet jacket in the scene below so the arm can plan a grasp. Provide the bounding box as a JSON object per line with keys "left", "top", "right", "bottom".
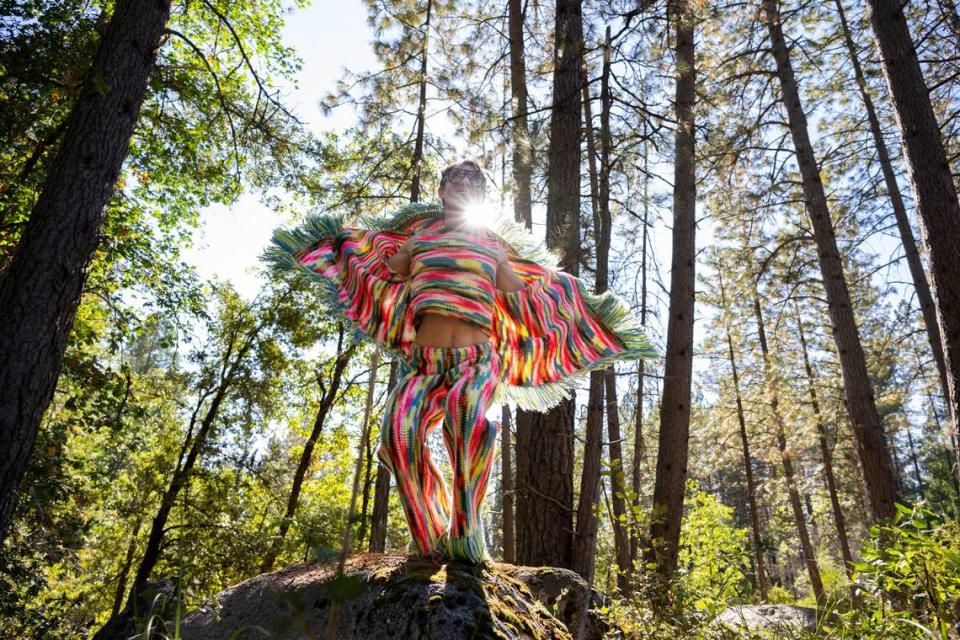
{"left": 262, "top": 202, "right": 657, "bottom": 412}
{"left": 407, "top": 217, "right": 501, "bottom": 334}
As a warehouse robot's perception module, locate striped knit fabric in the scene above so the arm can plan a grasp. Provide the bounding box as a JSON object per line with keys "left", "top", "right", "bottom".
{"left": 409, "top": 218, "right": 500, "bottom": 334}
{"left": 262, "top": 201, "right": 659, "bottom": 412}
{"left": 376, "top": 341, "right": 501, "bottom": 564}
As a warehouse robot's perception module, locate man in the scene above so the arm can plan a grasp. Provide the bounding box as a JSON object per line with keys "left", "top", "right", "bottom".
{"left": 263, "top": 157, "right": 656, "bottom": 564}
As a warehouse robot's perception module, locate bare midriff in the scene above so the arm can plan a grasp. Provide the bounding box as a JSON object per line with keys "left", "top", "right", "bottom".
{"left": 415, "top": 313, "right": 491, "bottom": 348}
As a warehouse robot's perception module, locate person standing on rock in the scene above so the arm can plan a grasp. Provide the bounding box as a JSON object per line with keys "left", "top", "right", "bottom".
{"left": 263, "top": 158, "right": 657, "bottom": 565}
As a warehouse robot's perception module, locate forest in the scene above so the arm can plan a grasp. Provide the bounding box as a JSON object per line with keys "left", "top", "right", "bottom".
{"left": 1, "top": 0, "right": 960, "bottom": 638}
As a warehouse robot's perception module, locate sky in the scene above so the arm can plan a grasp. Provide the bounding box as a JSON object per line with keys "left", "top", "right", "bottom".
{"left": 182, "top": 1, "right": 378, "bottom": 300}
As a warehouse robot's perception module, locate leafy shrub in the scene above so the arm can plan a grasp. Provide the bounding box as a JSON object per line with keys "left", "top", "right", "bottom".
{"left": 677, "top": 483, "right": 753, "bottom": 612}
{"left": 817, "top": 502, "right": 960, "bottom": 639}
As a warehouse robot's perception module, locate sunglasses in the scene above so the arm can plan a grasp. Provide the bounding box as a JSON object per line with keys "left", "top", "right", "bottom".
{"left": 442, "top": 166, "right": 486, "bottom": 186}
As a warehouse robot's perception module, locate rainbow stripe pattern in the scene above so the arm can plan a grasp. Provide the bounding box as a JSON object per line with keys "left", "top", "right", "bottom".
{"left": 376, "top": 341, "right": 501, "bottom": 564}
{"left": 262, "top": 201, "right": 658, "bottom": 412}
{"left": 408, "top": 218, "right": 500, "bottom": 334}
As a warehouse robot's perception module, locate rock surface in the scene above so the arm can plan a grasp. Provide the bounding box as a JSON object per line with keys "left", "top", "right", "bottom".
{"left": 714, "top": 605, "right": 818, "bottom": 635}
{"left": 180, "top": 552, "right": 617, "bottom": 639}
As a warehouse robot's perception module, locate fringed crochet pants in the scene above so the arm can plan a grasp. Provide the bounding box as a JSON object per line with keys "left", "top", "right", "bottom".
{"left": 376, "top": 341, "right": 501, "bottom": 564}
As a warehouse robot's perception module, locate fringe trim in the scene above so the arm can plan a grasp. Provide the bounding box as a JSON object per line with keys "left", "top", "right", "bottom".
{"left": 484, "top": 210, "right": 659, "bottom": 413}
{"left": 260, "top": 210, "right": 413, "bottom": 363}
{"left": 357, "top": 201, "right": 445, "bottom": 232}
{"left": 262, "top": 201, "right": 659, "bottom": 414}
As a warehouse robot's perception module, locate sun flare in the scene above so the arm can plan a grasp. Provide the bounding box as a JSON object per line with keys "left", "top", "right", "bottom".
{"left": 460, "top": 199, "right": 501, "bottom": 230}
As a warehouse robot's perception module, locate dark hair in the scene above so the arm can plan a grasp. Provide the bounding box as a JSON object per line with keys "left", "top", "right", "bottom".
{"left": 439, "top": 158, "right": 485, "bottom": 185}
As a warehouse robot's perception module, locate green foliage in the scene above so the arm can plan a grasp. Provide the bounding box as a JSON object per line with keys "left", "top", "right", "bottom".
{"left": 4, "top": 0, "right": 960, "bottom": 638}
{"left": 765, "top": 585, "right": 796, "bottom": 605}
{"left": 832, "top": 503, "right": 960, "bottom": 638}
{"left": 678, "top": 481, "right": 753, "bottom": 613}
{"left": 922, "top": 449, "right": 960, "bottom": 519}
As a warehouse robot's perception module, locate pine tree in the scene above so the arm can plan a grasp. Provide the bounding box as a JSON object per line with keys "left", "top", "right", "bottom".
{"left": 866, "top": 0, "right": 960, "bottom": 476}
{"left": 648, "top": 0, "right": 698, "bottom": 581}
{"left": 0, "top": 0, "right": 173, "bottom": 539}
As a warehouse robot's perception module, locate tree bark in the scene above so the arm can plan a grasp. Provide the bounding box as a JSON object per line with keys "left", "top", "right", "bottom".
{"left": 647, "top": 0, "right": 697, "bottom": 580}
{"left": 580, "top": 30, "right": 630, "bottom": 590}
{"left": 834, "top": 0, "right": 950, "bottom": 405}
{"left": 516, "top": 0, "right": 582, "bottom": 569}
{"left": 866, "top": 0, "right": 960, "bottom": 480}
{"left": 508, "top": 0, "right": 533, "bottom": 232}
{"left": 507, "top": 0, "right": 554, "bottom": 568}
{"left": 0, "top": 0, "right": 172, "bottom": 540}
{"left": 572, "top": 39, "right": 607, "bottom": 581}
{"left": 906, "top": 427, "right": 924, "bottom": 496}
{"left": 630, "top": 132, "right": 652, "bottom": 568}
{"left": 605, "top": 368, "right": 632, "bottom": 594}
{"left": 762, "top": 0, "right": 900, "bottom": 521}
{"left": 358, "top": 433, "right": 373, "bottom": 548}
{"left": 408, "top": 0, "right": 432, "bottom": 203}
{"left": 500, "top": 405, "right": 515, "bottom": 562}
{"left": 754, "top": 298, "right": 825, "bottom": 605}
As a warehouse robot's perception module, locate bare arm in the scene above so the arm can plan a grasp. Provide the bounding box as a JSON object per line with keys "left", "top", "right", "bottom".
{"left": 386, "top": 237, "right": 413, "bottom": 278}
{"left": 495, "top": 244, "right": 526, "bottom": 292}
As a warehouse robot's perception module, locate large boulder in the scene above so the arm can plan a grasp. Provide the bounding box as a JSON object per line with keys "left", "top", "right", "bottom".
{"left": 179, "top": 552, "right": 618, "bottom": 639}
{"left": 714, "top": 605, "right": 818, "bottom": 635}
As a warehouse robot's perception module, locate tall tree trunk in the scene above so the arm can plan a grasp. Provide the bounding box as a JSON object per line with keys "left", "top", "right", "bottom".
{"left": 500, "top": 405, "right": 515, "bottom": 563}
{"left": 517, "top": 0, "right": 582, "bottom": 569}
{"left": 906, "top": 427, "right": 925, "bottom": 496}
{"left": 572, "top": 41, "right": 606, "bottom": 581}
{"left": 866, "top": 0, "right": 960, "bottom": 477}
{"left": 409, "top": 0, "right": 432, "bottom": 203}
{"left": 0, "top": 0, "right": 172, "bottom": 539}
{"left": 718, "top": 274, "right": 768, "bottom": 600}
{"left": 605, "top": 368, "right": 631, "bottom": 594}
{"left": 507, "top": 0, "right": 542, "bottom": 567}
{"left": 597, "top": 106, "right": 633, "bottom": 587}
{"left": 796, "top": 310, "right": 858, "bottom": 603}
{"left": 889, "top": 429, "right": 906, "bottom": 493}
{"left": 834, "top": 0, "right": 950, "bottom": 404}
{"left": 647, "top": 0, "right": 697, "bottom": 580}
{"left": 583, "top": 29, "right": 630, "bottom": 591}
{"left": 495, "top": 139, "right": 514, "bottom": 564}
{"left": 508, "top": 0, "right": 533, "bottom": 232}
{"left": 630, "top": 132, "right": 651, "bottom": 568}
{"left": 754, "top": 298, "right": 825, "bottom": 605}
{"left": 261, "top": 340, "right": 358, "bottom": 572}
{"left": 762, "top": 0, "right": 900, "bottom": 521}
{"left": 358, "top": 427, "right": 375, "bottom": 549}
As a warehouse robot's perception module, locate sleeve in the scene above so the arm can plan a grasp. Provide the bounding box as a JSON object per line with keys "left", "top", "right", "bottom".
{"left": 261, "top": 209, "right": 425, "bottom": 364}
{"left": 487, "top": 229, "right": 658, "bottom": 413}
